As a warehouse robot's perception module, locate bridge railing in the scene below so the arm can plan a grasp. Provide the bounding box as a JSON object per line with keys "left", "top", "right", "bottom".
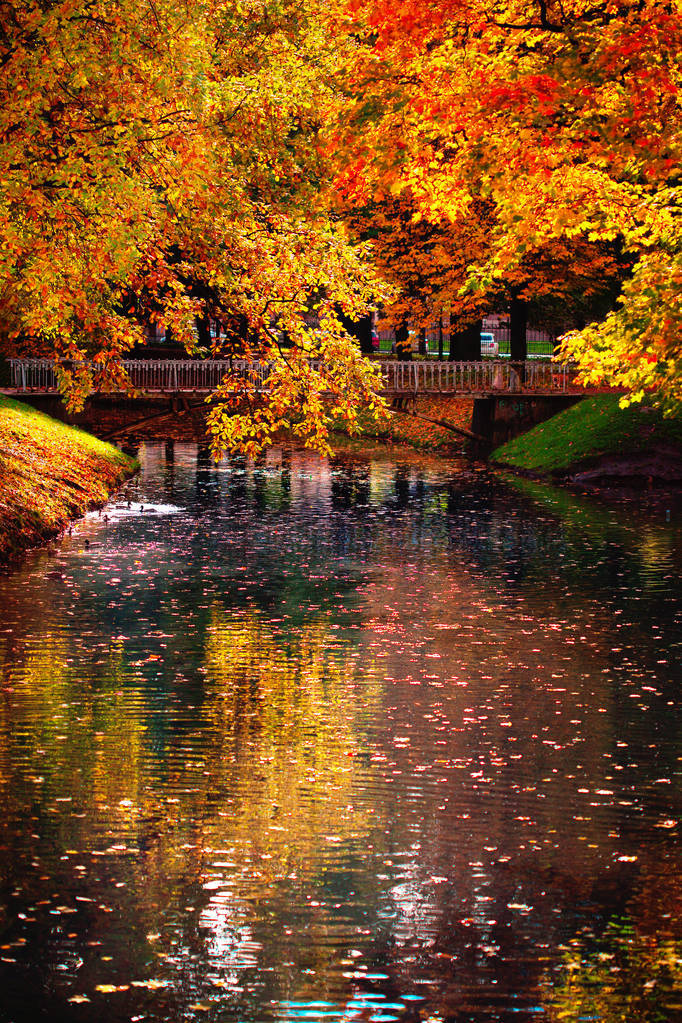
{"left": 10, "top": 358, "right": 58, "bottom": 392}
{"left": 378, "top": 360, "right": 575, "bottom": 393}
{"left": 8, "top": 358, "right": 577, "bottom": 395}
{"left": 8, "top": 358, "right": 255, "bottom": 393}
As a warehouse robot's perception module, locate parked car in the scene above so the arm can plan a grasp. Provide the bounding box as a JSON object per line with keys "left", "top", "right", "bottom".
{"left": 480, "top": 331, "right": 499, "bottom": 356}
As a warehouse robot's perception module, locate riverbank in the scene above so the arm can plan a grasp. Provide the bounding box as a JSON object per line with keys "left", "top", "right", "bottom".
{"left": 491, "top": 395, "right": 682, "bottom": 485}
{"left": 0, "top": 396, "right": 138, "bottom": 564}
{"left": 348, "top": 396, "right": 476, "bottom": 451}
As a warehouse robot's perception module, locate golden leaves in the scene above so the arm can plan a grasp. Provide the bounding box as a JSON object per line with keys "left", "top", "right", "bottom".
{"left": 205, "top": 318, "right": 388, "bottom": 459}
{"left": 3, "top": 0, "right": 387, "bottom": 443}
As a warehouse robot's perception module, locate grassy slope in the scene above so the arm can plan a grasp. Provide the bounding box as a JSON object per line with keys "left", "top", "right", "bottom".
{"left": 491, "top": 395, "right": 682, "bottom": 473}
{"left": 0, "top": 396, "right": 137, "bottom": 562}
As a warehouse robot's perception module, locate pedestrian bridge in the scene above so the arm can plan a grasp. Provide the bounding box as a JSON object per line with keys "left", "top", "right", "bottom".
{"left": 6, "top": 357, "right": 585, "bottom": 397}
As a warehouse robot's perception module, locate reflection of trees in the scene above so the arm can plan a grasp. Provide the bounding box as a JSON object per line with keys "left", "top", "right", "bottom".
{"left": 329, "top": 455, "right": 370, "bottom": 509}
{"left": 498, "top": 473, "right": 681, "bottom": 600}
{"left": 0, "top": 631, "right": 150, "bottom": 836}
{"left": 544, "top": 853, "right": 682, "bottom": 1023}
{"left": 1, "top": 443, "right": 682, "bottom": 1021}
{"left": 202, "top": 606, "right": 381, "bottom": 880}
{"left": 0, "top": 608, "right": 389, "bottom": 1017}
{"left": 349, "top": 544, "right": 682, "bottom": 1020}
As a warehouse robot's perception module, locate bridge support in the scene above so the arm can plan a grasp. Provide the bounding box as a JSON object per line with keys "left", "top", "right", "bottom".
{"left": 473, "top": 395, "right": 582, "bottom": 448}
{"left": 390, "top": 394, "right": 417, "bottom": 411}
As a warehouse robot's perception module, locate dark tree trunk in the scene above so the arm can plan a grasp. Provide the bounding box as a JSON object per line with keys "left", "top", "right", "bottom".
{"left": 339, "top": 311, "right": 374, "bottom": 355}
{"left": 219, "top": 313, "right": 250, "bottom": 355}
{"left": 358, "top": 314, "right": 374, "bottom": 355}
{"left": 509, "top": 296, "right": 527, "bottom": 384}
{"left": 464, "top": 318, "right": 483, "bottom": 360}
{"left": 196, "top": 316, "right": 211, "bottom": 348}
{"left": 509, "top": 297, "right": 527, "bottom": 362}
{"left": 450, "top": 318, "right": 482, "bottom": 361}
{"left": 395, "top": 321, "right": 412, "bottom": 360}
{"left": 438, "top": 316, "right": 444, "bottom": 361}
{"left": 448, "top": 325, "right": 461, "bottom": 361}
{"left": 418, "top": 327, "right": 427, "bottom": 357}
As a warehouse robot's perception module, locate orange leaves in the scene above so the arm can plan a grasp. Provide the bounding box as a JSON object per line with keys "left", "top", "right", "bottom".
{"left": 335, "top": 0, "right": 682, "bottom": 231}
{"left": 2, "top": 0, "right": 234, "bottom": 339}
{"left": 330, "top": 0, "right": 682, "bottom": 406}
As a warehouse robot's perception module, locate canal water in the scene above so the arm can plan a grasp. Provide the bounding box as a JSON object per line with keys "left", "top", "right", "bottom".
{"left": 0, "top": 442, "right": 680, "bottom": 1023}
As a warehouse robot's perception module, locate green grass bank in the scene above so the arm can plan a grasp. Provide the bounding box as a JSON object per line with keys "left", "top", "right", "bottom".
{"left": 491, "top": 395, "right": 682, "bottom": 482}
{"left": 0, "top": 396, "right": 138, "bottom": 563}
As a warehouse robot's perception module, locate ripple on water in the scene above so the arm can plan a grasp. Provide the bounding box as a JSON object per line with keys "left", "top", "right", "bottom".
{"left": 87, "top": 502, "right": 184, "bottom": 520}
{"left": 0, "top": 441, "right": 680, "bottom": 1023}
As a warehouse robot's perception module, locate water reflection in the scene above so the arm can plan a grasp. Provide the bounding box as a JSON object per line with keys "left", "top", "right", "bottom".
{"left": 0, "top": 442, "right": 680, "bottom": 1022}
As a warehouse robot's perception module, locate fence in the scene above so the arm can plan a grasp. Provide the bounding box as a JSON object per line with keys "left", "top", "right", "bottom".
{"left": 8, "top": 359, "right": 266, "bottom": 394}
{"left": 8, "top": 358, "right": 577, "bottom": 395}
{"left": 378, "top": 360, "right": 574, "bottom": 392}
{"left": 376, "top": 325, "right": 556, "bottom": 358}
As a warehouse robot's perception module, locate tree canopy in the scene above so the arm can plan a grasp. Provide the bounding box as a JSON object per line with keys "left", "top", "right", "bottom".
{"left": 2, "top": 0, "right": 682, "bottom": 450}
{"left": 0, "top": 0, "right": 388, "bottom": 453}
{"left": 334, "top": 0, "right": 682, "bottom": 408}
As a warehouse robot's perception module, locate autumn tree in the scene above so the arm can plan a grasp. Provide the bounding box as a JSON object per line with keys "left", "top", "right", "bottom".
{"left": 339, "top": 188, "right": 489, "bottom": 358}
{"left": 338, "top": 182, "right": 625, "bottom": 363}
{"left": 0, "top": 0, "right": 388, "bottom": 454}
{"left": 332, "top": 0, "right": 682, "bottom": 407}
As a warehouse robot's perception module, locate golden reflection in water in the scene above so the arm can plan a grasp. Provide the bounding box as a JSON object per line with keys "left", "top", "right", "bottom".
{"left": 0, "top": 607, "right": 388, "bottom": 999}
{"left": 0, "top": 446, "right": 680, "bottom": 1020}
{"left": 0, "top": 608, "right": 381, "bottom": 857}
{"left": 202, "top": 606, "right": 382, "bottom": 883}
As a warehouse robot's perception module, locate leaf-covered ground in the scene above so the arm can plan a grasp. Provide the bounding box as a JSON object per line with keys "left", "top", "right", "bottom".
{"left": 350, "top": 396, "right": 475, "bottom": 451}
{"left": 0, "top": 397, "right": 138, "bottom": 563}
{"left": 491, "top": 395, "right": 682, "bottom": 476}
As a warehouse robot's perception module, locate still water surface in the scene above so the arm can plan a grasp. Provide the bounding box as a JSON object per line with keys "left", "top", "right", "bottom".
{"left": 0, "top": 442, "right": 681, "bottom": 1023}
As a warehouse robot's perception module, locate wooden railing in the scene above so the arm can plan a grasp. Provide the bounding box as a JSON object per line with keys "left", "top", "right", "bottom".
{"left": 8, "top": 358, "right": 578, "bottom": 395}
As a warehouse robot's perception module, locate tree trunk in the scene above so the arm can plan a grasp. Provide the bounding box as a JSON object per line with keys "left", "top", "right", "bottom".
{"left": 395, "top": 321, "right": 412, "bottom": 360}
{"left": 339, "top": 311, "right": 374, "bottom": 355}
{"left": 448, "top": 324, "right": 461, "bottom": 361}
{"left": 357, "top": 314, "right": 374, "bottom": 355}
{"left": 438, "top": 316, "right": 444, "bottom": 361}
{"left": 450, "top": 318, "right": 482, "bottom": 360}
{"left": 509, "top": 296, "right": 527, "bottom": 362}
{"left": 509, "top": 296, "right": 527, "bottom": 384}
{"left": 418, "top": 327, "right": 427, "bottom": 357}
{"left": 196, "top": 316, "right": 210, "bottom": 348}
